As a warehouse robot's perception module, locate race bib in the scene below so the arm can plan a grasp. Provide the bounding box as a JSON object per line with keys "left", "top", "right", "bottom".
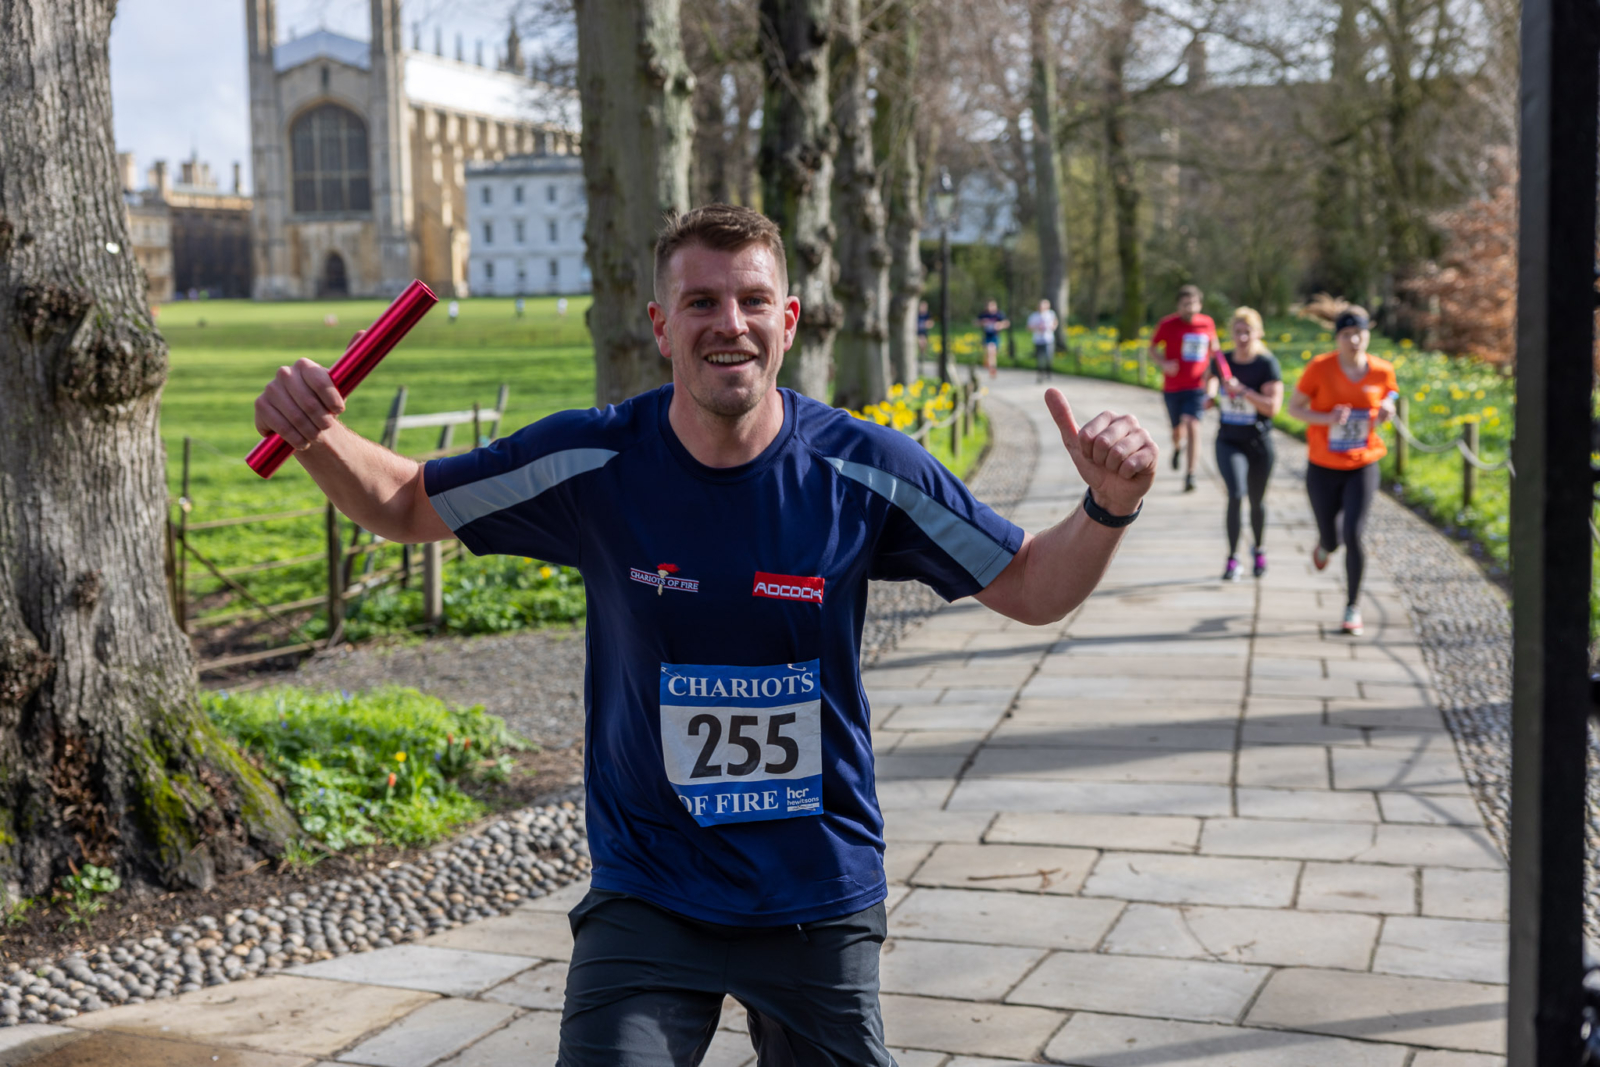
{"left": 660, "top": 661, "right": 823, "bottom": 827}
{"left": 1181, "top": 333, "right": 1209, "bottom": 362}
{"left": 1219, "top": 392, "right": 1257, "bottom": 425}
{"left": 1328, "top": 412, "right": 1371, "bottom": 452}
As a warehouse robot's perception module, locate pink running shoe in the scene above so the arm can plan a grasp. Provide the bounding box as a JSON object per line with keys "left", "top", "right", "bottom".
{"left": 1312, "top": 544, "right": 1330, "bottom": 571}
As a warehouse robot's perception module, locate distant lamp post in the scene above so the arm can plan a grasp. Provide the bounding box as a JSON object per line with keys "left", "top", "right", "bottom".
{"left": 934, "top": 168, "right": 956, "bottom": 384}
{"left": 1001, "top": 228, "right": 1020, "bottom": 366}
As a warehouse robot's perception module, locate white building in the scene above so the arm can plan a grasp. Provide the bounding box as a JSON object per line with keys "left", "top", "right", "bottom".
{"left": 464, "top": 154, "right": 588, "bottom": 296}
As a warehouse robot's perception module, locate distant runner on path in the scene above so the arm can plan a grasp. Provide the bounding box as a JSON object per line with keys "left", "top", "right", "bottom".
{"left": 977, "top": 299, "right": 1010, "bottom": 379}
{"left": 252, "top": 204, "right": 1157, "bottom": 1066}
{"left": 1288, "top": 306, "right": 1397, "bottom": 636}
{"left": 1206, "top": 307, "right": 1283, "bottom": 581}
{"left": 1150, "top": 284, "right": 1223, "bottom": 493}
{"left": 1027, "top": 299, "right": 1059, "bottom": 383}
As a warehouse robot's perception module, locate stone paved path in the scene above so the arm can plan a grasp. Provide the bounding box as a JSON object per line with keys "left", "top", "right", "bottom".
{"left": 0, "top": 371, "right": 1507, "bottom": 1065}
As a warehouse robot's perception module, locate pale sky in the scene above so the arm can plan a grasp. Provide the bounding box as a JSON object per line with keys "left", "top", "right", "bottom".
{"left": 109, "top": 0, "right": 522, "bottom": 192}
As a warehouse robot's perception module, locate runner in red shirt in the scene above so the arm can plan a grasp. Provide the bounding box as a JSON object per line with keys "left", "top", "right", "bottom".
{"left": 1149, "top": 285, "right": 1224, "bottom": 492}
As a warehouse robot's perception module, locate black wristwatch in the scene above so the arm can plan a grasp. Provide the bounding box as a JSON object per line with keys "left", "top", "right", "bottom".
{"left": 1082, "top": 488, "right": 1142, "bottom": 528}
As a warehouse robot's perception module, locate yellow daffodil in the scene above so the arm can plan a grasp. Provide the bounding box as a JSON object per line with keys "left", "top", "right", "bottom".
{"left": 394, "top": 752, "right": 407, "bottom": 763}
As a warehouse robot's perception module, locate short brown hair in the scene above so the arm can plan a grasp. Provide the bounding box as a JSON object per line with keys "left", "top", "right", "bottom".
{"left": 1177, "top": 284, "right": 1203, "bottom": 303}
{"left": 653, "top": 204, "right": 787, "bottom": 303}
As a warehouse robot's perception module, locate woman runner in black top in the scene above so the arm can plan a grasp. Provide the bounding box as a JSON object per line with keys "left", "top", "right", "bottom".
{"left": 1206, "top": 307, "right": 1283, "bottom": 580}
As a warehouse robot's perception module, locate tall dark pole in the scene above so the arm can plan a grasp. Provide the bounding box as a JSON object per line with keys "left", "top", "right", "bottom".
{"left": 1505, "top": 0, "right": 1600, "bottom": 1056}
{"left": 938, "top": 224, "right": 951, "bottom": 384}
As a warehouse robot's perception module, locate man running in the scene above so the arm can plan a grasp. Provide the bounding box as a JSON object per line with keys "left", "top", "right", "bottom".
{"left": 252, "top": 204, "right": 1157, "bottom": 1066}
{"left": 976, "top": 299, "right": 1009, "bottom": 378}
{"left": 1150, "top": 284, "right": 1222, "bottom": 492}
{"left": 1027, "top": 298, "right": 1059, "bottom": 383}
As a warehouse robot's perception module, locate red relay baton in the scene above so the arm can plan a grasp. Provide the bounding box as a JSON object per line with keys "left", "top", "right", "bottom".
{"left": 246, "top": 279, "right": 439, "bottom": 478}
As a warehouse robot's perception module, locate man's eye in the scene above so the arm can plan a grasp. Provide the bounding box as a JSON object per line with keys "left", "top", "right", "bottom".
{"left": 690, "top": 299, "right": 715, "bottom": 309}
{"left": 744, "top": 297, "right": 768, "bottom": 308}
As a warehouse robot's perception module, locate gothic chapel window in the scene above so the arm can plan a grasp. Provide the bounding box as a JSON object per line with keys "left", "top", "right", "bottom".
{"left": 291, "top": 105, "right": 371, "bottom": 214}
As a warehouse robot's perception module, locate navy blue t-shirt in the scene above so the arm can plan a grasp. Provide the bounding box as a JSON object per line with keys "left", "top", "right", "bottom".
{"left": 423, "top": 385, "right": 1023, "bottom": 925}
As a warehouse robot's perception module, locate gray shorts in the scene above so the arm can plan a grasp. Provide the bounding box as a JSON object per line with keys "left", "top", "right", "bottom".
{"left": 558, "top": 889, "right": 894, "bottom": 1067}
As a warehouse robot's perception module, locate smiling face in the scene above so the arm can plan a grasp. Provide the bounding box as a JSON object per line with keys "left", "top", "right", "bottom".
{"left": 648, "top": 242, "right": 799, "bottom": 421}
{"left": 1231, "top": 317, "right": 1257, "bottom": 352}
{"left": 1337, "top": 325, "right": 1370, "bottom": 359}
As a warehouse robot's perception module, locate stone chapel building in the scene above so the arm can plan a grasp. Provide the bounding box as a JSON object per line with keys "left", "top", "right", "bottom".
{"left": 245, "top": 0, "right": 577, "bottom": 299}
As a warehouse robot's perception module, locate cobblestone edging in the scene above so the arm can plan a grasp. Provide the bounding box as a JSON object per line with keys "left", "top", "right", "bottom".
{"left": 0, "top": 803, "right": 590, "bottom": 1027}
{"left": 861, "top": 393, "right": 1040, "bottom": 666}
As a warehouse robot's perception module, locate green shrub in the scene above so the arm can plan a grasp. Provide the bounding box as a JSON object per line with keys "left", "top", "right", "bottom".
{"left": 337, "top": 556, "right": 586, "bottom": 641}
{"left": 206, "top": 687, "right": 527, "bottom": 850}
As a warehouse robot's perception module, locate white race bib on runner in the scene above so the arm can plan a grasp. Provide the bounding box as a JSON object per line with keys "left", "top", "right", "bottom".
{"left": 1219, "top": 392, "right": 1257, "bottom": 425}
{"left": 659, "top": 660, "right": 823, "bottom": 827}
{"left": 1181, "top": 333, "right": 1209, "bottom": 362}
{"left": 1328, "top": 412, "right": 1370, "bottom": 451}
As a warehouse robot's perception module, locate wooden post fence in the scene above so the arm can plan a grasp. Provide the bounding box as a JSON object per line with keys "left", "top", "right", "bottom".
{"left": 1462, "top": 420, "right": 1480, "bottom": 508}
{"left": 1394, "top": 396, "right": 1409, "bottom": 478}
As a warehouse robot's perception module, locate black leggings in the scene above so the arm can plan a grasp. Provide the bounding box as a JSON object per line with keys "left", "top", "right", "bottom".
{"left": 1306, "top": 461, "right": 1381, "bottom": 607}
{"left": 1216, "top": 435, "right": 1274, "bottom": 556}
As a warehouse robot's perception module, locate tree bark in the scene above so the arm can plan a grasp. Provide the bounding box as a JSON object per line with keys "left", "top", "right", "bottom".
{"left": 576, "top": 0, "right": 695, "bottom": 405}
{"left": 829, "top": 0, "right": 890, "bottom": 410}
{"left": 0, "top": 0, "right": 296, "bottom": 896}
{"left": 1028, "top": 0, "right": 1069, "bottom": 343}
{"left": 1105, "top": 0, "right": 1145, "bottom": 342}
{"left": 758, "top": 0, "right": 839, "bottom": 401}
{"left": 873, "top": 0, "right": 923, "bottom": 388}
{"left": 1081, "top": 142, "right": 1108, "bottom": 329}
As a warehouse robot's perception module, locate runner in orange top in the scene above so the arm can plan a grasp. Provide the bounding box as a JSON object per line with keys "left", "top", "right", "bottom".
{"left": 1287, "top": 307, "right": 1398, "bottom": 635}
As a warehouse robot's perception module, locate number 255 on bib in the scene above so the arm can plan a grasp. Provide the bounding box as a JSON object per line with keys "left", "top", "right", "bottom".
{"left": 659, "top": 661, "right": 824, "bottom": 827}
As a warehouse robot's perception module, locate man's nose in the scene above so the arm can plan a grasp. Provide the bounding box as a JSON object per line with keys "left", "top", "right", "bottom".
{"left": 712, "top": 299, "right": 748, "bottom": 335}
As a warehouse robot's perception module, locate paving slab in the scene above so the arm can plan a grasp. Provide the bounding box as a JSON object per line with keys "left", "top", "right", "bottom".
{"left": 1006, "top": 951, "right": 1268, "bottom": 1024}
{"left": 878, "top": 705, "right": 1008, "bottom": 732}
{"left": 519, "top": 879, "right": 591, "bottom": 913}
{"left": 336, "top": 998, "right": 517, "bottom": 1067}
{"left": 484, "top": 961, "right": 567, "bottom": 1010}
{"left": 879, "top": 939, "right": 1047, "bottom": 1001}
{"left": 1199, "top": 817, "right": 1375, "bottom": 860}
{"left": 882, "top": 810, "right": 994, "bottom": 844}
{"left": 888, "top": 888, "right": 1123, "bottom": 950}
{"left": 1423, "top": 868, "right": 1508, "bottom": 922}
{"left": 433, "top": 1010, "right": 561, "bottom": 1066}
{"left": 422, "top": 910, "right": 574, "bottom": 960}
{"left": 885, "top": 841, "right": 935, "bottom": 883}
{"left": 876, "top": 778, "right": 958, "bottom": 810}
{"left": 1353, "top": 825, "right": 1504, "bottom": 870}
{"left": 1297, "top": 861, "right": 1418, "bottom": 914}
{"left": 13, "top": 1032, "right": 313, "bottom": 1067}
{"left": 291, "top": 945, "right": 533, "bottom": 996}
{"left": 890, "top": 730, "right": 989, "bottom": 758}
{"left": 1084, "top": 852, "right": 1301, "bottom": 908}
{"left": 987, "top": 721, "right": 1238, "bottom": 751}
{"left": 1332, "top": 747, "right": 1468, "bottom": 792}
{"left": 1379, "top": 793, "right": 1485, "bottom": 826}
{"left": 1327, "top": 702, "right": 1446, "bottom": 730}
{"left": 65, "top": 976, "right": 435, "bottom": 1059}
{"left": 1372, "top": 917, "right": 1508, "bottom": 984}
{"left": 1007, "top": 698, "right": 1240, "bottom": 726}
{"left": 1041, "top": 1011, "right": 1411, "bottom": 1067}
{"left": 911, "top": 843, "right": 1096, "bottom": 895}
{"left": 1235, "top": 745, "right": 1330, "bottom": 789}
{"left": 966, "top": 745, "right": 1232, "bottom": 784}
{"left": 876, "top": 754, "right": 968, "bottom": 780}
{"left": 1234, "top": 787, "right": 1381, "bottom": 822}
{"left": 0, "top": 1026, "right": 78, "bottom": 1065}
{"left": 986, "top": 812, "right": 1199, "bottom": 853}
{"left": 948, "top": 779, "right": 1231, "bottom": 817}
{"left": 1103, "top": 902, "right": 1380, "bottom": 970}
{"left": 1410, "top": 1052, "right": 1507, "bottom": 1067}
{"left": 1245, "top": 968, "right": 1506, "bottom": 1053}
{"left": 878, "top": 994, "right": 1064, "bottom": 1059}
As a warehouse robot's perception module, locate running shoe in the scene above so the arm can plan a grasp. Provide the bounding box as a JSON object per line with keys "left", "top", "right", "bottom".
{"left": 1171, "top": 446, "right": 1181, "bottom": 472}
{"left": 1342, "top": 605, "right": 1363, "bottom": 635}
{"left": 1223, "top": 557, "right": 1241, "bottom": 581}
{"left": 1312, "top": 544, "right": 1330, "bottom": 571}
{"left": 1184, "top": 473, "right": 1196, "bottom": 493}
{"left": 1253, "top": 550, "right": 1268, "bottom": 578}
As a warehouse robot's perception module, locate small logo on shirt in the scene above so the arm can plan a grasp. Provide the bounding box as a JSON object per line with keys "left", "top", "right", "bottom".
{"left": 752, "top": 571, "right": 824, "bottom": 604}
{"left": 632, "top": 563, "right": 699, "bottom": 595}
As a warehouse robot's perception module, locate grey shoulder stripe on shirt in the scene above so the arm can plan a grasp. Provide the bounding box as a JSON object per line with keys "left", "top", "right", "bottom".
{"left": 823, "top": 456, "right": 1013, "bottom": 587}
{"left": 430, "top": 447, "right": 618, "bottom": 529}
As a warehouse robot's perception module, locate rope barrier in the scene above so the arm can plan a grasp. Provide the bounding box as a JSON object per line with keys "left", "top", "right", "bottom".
{"left": 1390, "top": 413, "right": 1516, "bottom": 475}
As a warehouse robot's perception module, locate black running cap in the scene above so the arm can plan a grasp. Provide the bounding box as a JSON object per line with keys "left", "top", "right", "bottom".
{"left": 1333, "top": 310, "right": 1370, "bottom": 332}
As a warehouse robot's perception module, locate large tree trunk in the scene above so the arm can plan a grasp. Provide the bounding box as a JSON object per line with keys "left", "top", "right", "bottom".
{"left": 576, "top": 0, "right": 695, "bottom": 405}
{"left": 1028, "top": 0, "right": 1069, "bottom": 343}
{"left": 873, "top": 0, "right": 922, "bottom": 388}
{"left": 0, "top": 0, "right": 295, "bottom": 896}
{"left": 1313, "top": 0, "right": 1375, "bottom": 305}
{"left": 1082, "top": 142, "right": 1108, "bottom": 328}
{"left": 1105, "top": 0, "right": 1145, "bottom": 343}
{"left": 758, "top": 0, "right": 839, "bottom": 401}
{"left": 829, "top": 0, "right": 890, "bottom": 410}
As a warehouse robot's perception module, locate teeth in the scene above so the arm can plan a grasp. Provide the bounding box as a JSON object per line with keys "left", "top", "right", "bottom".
{"left": 706, "top": 353, "right": 753, "bottom": 364}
